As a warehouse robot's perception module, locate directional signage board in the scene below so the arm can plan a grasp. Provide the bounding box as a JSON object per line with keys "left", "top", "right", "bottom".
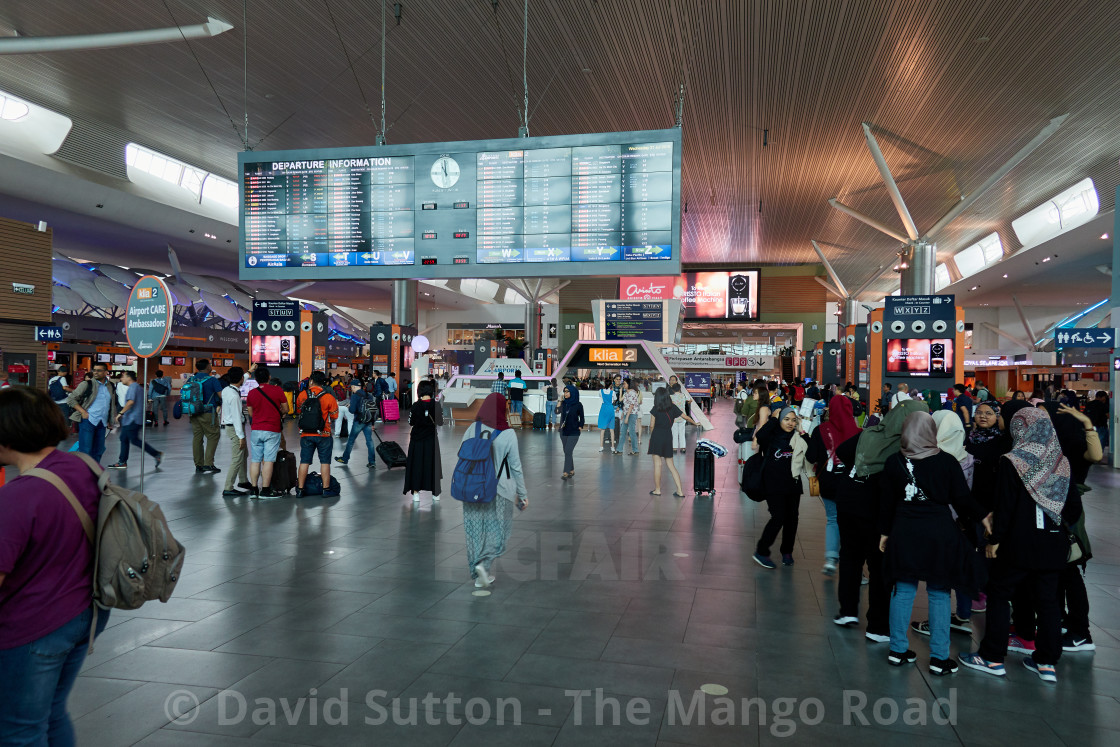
{"left": 125, "top": 276, "right": 174, "bottom": 358}
{"left": 604, "top": 301, "right": 663, "bottom": 342}
{"left": 34, "top": 326, "right": 64, "bottom": 342}
{"left": 1055, "top": 328, "right": 1115, "bottom": 348}
{"left": 684, "top": 372, "right": 711, "bottom": 396}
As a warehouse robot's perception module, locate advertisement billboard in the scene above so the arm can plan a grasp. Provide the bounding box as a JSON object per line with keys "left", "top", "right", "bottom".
{"left": 620, "top": 270, "right": 759, "bottom": 320}
{"left": 885, "top": 338, "right": 954, "bottom": 377}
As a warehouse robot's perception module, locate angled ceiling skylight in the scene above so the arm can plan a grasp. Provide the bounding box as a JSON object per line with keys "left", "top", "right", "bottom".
{"left": 935, "top": 263, "right": 951, "bottom": 291}
{"left": 0, "top": 88, "right": 72, "bottom": 155}
{"left": 952, "top": 232, "right": 1003, "bottom": 279}
{"left": 1011, "top": 177, "right": 1099, "bottom": 249}
{"left": 125, "top": 142, "right": 238, "bottom": 213}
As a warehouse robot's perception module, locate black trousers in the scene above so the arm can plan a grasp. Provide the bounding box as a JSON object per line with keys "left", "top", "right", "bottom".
{"left": 756, "top": 492, "right": 800, "bottom": 556}
{"left": 1059, "top": 564, "right": 1090, "bottom": 638}
{"left": 837, "top": 510, "right": 889, "bottom": 635}
{"left": 979, "top": 563, "right": 1062, "bottom": 665}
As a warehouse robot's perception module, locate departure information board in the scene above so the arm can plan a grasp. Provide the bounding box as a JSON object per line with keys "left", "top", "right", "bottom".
{"left": 604, "top": 301, "right": 664, "bottom": 342}
{"left": 239, "top": 129, "right": 682, "bottom": 281}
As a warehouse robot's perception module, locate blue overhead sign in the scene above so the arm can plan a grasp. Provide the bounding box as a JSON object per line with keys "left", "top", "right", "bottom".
{"left": 34, "top": 326, "right": 63, "bottom": 342}
{"left": 1055, "top": 328, "right": 1115, "bottom": 348}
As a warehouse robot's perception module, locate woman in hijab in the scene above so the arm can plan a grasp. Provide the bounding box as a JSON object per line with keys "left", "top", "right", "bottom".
{"left": 558, "top": 384, "right": 585, "bottom": 480}
{"left": 807, "top": 395, "right": 861, "bottom": 575}
{"left": 961, "top": 408, "right": 1084, "bottom": 683}
{"left": 963, "top": 400, "right": 1013, "bottom": 615}
{"left": 403, "top": 379, "right": 444, "bottom": 503}
{"left": 879, "top": 412, "right": 990, "bottom": 676}
{"left": 751, "top": 406, "right": 811, "bottom": 569}
{"left": 460, "top": 393, "right": 528, "bottom": 588}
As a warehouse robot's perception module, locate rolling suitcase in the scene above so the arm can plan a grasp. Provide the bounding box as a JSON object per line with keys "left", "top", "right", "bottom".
{"left": 693, "top": 446, "right": 716, "bottom": 498}
{"left": 381, "top": 398, "right": 400, "bottom": 423}
{"left": 372, "top": 428, "right": 407, "bottom": 468}
{"left": 272, "top": 449, "right": 298, "bottom": 494}
{"left": 532, "top": 411, "right": 547, "bottom": 430}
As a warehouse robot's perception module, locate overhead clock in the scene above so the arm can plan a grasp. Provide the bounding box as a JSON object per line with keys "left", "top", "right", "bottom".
{"left": 430, "top": 156, "right": 460, "bottom": 188}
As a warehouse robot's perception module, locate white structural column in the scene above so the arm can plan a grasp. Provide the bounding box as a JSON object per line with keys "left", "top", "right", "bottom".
{"left": 900, "top": 241, "right": 936, "bottom": 296}
{"left": 391, "top": 279, "right": 418, "bottom": 328}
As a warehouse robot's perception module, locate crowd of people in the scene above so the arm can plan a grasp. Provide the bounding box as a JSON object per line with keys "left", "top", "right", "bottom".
{"left": 2, "top": 363, "right": 1111, "bottom": 740}
{"left": 738, "top": 376, "right": 1104, "bottom": 683}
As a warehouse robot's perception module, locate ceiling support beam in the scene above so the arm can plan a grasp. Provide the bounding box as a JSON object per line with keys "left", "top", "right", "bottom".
{"left": 852, "top": 265, "right": 889, "bottom": 299}
{"left": 1011, "top": 295, "right": 1037, "bottom": 344}
{"left": 827, "top": 199, "right": 909, "bottom": 243}
{"left": 282, "top": 281, "right": 314, "bottom": 296}
{"left": 925, "top": 114, "right": 1069, "bottom": 240}
{"left": 811, "top": 240, "right": 849, "bottom": 297}
{"left": 814, "top": 276, "right": 844, "bottom": 299}
{"left": 0, "top": 17, "right": 234, "bottom": 54}
{"left": 981, "top": 322, "right": 1033, "bottom": 351}
{"left": 862, "top": 123, "right": 920, "bottom": 240}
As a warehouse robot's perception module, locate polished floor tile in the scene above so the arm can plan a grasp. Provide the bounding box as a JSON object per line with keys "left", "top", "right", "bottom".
{"left": 63, "top": 402, "right": 1120, "bottom": 745}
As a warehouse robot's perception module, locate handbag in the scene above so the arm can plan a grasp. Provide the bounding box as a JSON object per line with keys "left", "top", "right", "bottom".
{"left": 741, "top": 451, "right": 767, "bottom": 502}
{"left": 1065, "top": 512, "right": 1092, "bottom": 564}
{"left": 808, "top": 474, "right": 820, "bottom": 497}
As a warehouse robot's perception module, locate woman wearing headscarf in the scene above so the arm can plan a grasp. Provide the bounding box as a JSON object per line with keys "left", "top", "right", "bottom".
{"left": 403, "top": 379, "right": 444, "bottom": 503}
{"left": 961, "top": 408, "right": 1084, "bottom": 683}
{"left": 750, "top": 407, "right": 811, "bottom": 569}
{"left": 558, "top": 384, "right": 584, "bottom": 480}
{"left": 963, "top": 400, "right": 1013, "bottom": 615}
{"left": 807, "top": 395, "right": 861, "bottom": 575}
{"left": 879, "top": 412, "right": 990, "bottom": 676}
{"left": 460, "top": 394, "right": 528, "bottom": 588}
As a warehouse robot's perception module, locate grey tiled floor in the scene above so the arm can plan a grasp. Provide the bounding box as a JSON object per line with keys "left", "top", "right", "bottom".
{"left": 50, "top": 401, "right": 1120, "bottom": 745}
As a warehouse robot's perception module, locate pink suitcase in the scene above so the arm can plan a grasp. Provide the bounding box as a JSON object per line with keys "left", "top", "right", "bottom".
{"left": 381, "top": 398, "right": 400, "bottom": 422}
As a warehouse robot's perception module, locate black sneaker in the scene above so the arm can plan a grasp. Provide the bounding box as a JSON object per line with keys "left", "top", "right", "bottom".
{"left": 237, "top": 481, "right": 253, "bottom": 490}
{"left": 929, "top": 657, "right": 959, "bottom": 676}
{"left": 366, "top": 463, "right": 377, "bottom": 468}
{"left": 259, "top": 487, "right": 282, "bottom": 498}
{"left": 950, "top": 614, "right": 972, "bottom": 634}
{"left": 1061, "top": 632, "right": 1096, "bottom": 652}
{"left": 888, "top": 649, "right": 917, "bottom": 666}
{"left": 295, "top": 487, "right": 304, "bottom": 498}
{"left": 334, "top": 457, "right": 349, "bottom": 465}
{"left": 195, "top": 465, "right": 208, "bottom": 473}
{"left": 911, "top": 620, "right": 931, "bottom": 636}
{"left": 204, "top": 465, "right": 221, "bottom": 474}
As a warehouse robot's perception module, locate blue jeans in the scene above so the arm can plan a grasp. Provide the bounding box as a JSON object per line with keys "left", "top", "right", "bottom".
{"left": 890, "top": 581, "right": 950, "bottom": 659}
{"left": 821, "top": 497, "right": 839, "bottom": 562}
{"left": 342, "top": 422, "right": 377, "bottom": 464}
{"left": 0, "top": 607, "right": 110, "bottom": 746}
{"left": 625, "top": 413, "right": 640, "bottom": 453}
{"left": 545, "top": 400, "right": 556, "bottom": 425}
{"left": 510, "top": 400, "right": 523, "bottom": 415}
{"left": 117, "top": 423, "right": 160, "bottom": 464}
{"left": 77, "top": 419, "right": 106, "bottom": 463}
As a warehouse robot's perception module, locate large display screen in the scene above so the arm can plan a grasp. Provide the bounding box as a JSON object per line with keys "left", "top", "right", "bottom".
{"left": 886, "top": 338, "right": 954, "bottom": 377}
{"left": 251, "top": 335, "right": 297, "bottom": 366}
{"left": 239, "top": 129, "right": 682, "bottom": 280}
{"left": 620, "top": 269, "right": 760, "bottom": 321}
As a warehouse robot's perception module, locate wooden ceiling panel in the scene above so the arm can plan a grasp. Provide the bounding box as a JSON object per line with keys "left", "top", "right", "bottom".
{"left": 0, "top": 0, "right": 1118, "bottom": 297}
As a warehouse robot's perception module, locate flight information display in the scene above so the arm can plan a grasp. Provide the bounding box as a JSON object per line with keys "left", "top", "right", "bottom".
{"left": 239, "top": 129, "right": 681, "bottom": 281}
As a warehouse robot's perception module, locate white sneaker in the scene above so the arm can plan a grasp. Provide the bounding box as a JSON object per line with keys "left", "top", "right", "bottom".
{"left": 599, "top": 447, "right": 606, "bottom": 452}
{"left": 432, "top": 495, "right": 440, "bottom": 502}
{"left": 865, "top": 632, "right": 890, "bottom": 643}
{"left": 822, "top": 560, "right": 837, "bottom": 575}
{"left": 474, "top": 563, "right": 493, "bottom": 588}
{"left": 412, "top": 493, "right": 420, "bottom": 502}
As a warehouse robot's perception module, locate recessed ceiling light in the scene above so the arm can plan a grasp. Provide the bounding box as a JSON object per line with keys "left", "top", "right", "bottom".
{"left": 1002, "top": 273, "right": 1008, "bottom": 278}
{"left": 1101, "top": 233, "right": 1110, "bottom": 240}
{"left": 1042, "top": 256, "right": 1051, "bottom": 262}
{"left": 969, "top": 285, "right": 979, "bottom": 291}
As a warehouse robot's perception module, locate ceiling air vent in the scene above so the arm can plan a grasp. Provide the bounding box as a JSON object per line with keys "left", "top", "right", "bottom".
{"left": 52, "top": 116, "right": 129, "bottom": 180}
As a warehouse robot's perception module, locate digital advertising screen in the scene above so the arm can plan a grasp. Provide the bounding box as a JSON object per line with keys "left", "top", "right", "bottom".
{"left": 239, "top": 129, "right": 682, "bottom": 281}
{"left": 251, "top": 335, "right": 297, "bottom": 366}
{"left": 619, "top": 269, "right": 760, "bottom": 321}
{"left": 885, "top": 338, "right": 954, "bottom": 377}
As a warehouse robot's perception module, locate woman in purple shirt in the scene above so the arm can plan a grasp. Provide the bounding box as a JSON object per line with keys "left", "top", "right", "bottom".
{"left": 0, "top": 387, "right": 109, "bottom": 743}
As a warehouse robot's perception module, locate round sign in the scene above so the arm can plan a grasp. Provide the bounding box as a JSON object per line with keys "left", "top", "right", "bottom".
{"left": 125, "top": 276, "right": 174, "bottom": 358}
{"left": 412, "top": 335, "right": 430, "bottom": 353}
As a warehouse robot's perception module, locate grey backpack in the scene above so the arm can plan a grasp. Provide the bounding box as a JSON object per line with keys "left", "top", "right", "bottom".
{"left": 27, "top": 452, "right": 186, "bottom": 652}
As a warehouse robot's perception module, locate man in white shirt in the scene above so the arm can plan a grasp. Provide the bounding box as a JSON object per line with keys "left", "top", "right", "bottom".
{"left": 890, "top": 382, "right": 911, "bottom": 409}
{"left": 220, "top": 367, "right": 250, "bottom": 496}
{"left": 49, "top": 365, "right": 74, "bottom": 419}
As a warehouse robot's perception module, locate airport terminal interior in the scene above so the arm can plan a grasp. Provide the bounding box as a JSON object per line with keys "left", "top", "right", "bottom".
{"left": 2, "top": 1, "right": 1120, "bottom": 745}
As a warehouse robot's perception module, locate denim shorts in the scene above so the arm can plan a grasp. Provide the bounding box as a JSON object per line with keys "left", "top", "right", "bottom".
{"left": 300, "top": 435, "right": 333, "bottom": 465}
{"left": 250, "top": 429, "right": 281, "bottom": 463}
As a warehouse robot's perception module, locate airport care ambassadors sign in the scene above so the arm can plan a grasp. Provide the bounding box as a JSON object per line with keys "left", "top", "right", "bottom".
{"left": 125, "top": 276, "right": 173, "bottom": 357}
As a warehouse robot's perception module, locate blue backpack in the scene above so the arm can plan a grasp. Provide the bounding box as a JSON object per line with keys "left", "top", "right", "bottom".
{"left": 49, "top": 376, "right": 66, "bottom": 400}
{"left": 451, "top": 422, "right": 509, "bottom": 504}
{"left": 180, "top": 376, "right": 206, "bottom": 417}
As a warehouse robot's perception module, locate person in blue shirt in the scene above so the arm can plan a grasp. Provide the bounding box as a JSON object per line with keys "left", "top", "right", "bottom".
{"left": 108, "top": 370, "right": 162, "bottom": 469}
{"left": 508, "top": 373, "right": 527, "bottom": 418}
{"left": 336, "top": 380, "right": 377, "bottom": 467}
{"left": 190, "top": 359, "right": 224, "bottom": 474}
{"left": 386, "top": 372, "right": 398, "bottom": 399}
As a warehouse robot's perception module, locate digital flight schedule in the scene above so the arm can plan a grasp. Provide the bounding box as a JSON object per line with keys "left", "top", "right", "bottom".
{"left": 239, "top": 129, "right": 682, "bottom": 281}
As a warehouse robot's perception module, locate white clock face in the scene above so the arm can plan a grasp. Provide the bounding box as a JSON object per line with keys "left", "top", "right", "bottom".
{"left": 430, "top": 156, "right": 460, "bottom": 188}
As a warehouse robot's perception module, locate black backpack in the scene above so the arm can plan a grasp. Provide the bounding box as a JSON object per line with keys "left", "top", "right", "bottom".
{"left": 298, "top": 390, "right": 326, "bottom": 433}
